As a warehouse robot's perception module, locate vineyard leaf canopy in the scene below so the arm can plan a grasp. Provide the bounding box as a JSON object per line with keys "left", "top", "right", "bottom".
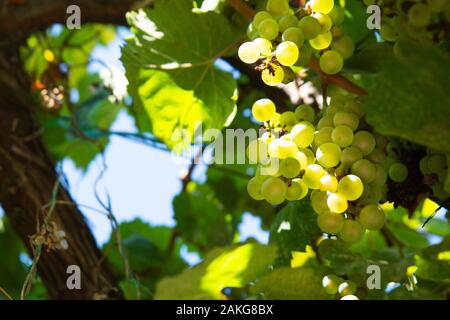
{"left": 122, "top": 0, "right": 241, "bottom": 151}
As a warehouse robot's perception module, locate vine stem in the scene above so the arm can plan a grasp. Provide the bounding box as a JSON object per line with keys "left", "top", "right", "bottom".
{"left": 226, "top": 0, "right": 368, "bottom": 96}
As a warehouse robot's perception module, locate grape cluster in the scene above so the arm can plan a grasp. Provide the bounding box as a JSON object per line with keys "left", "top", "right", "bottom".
{"left": 245, "top": 93, "right": 413, "bottom": 245}
{"left": 364, "top": 0, "right": 450, "bottom": 45}
{"left": 420, "top": 150, "right": 450, "bottom": 201}
{"left": 322, "top": 274, "right": 359, "bottom": 300}
{"left": 238, "top": 0, "right": 355, "bottom": 86}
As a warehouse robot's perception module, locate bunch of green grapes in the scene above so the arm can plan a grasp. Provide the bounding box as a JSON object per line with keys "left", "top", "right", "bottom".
{"left": 238, "top": 0, "right": 355, "bottom": 86}
{"left": 363, "top": 0, "right": 450, "bottom": 45}
{"left": 246, "top": 93, "right": 410, "bottom": 245}
{"left": 322, "top": 274, "right": 359, "bottom": 300}
{"left": 420, "top": 150, "right": 450, "bottom": 201}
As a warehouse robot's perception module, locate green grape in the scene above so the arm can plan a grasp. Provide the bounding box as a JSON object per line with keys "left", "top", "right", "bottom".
{"left": 280, "top": 157, "right": 301, "bottom": 178}
{"left": 313, "top": 13, "right": 332, "bottom": 32}
{"left": 351, "top": 159, "right": 376, "bottom": 183}
{"left": 286, "top": 178, "right": 309, "bottom": 200}
{"left": 328, "top": 6, "right": 344, "bottom": 25}
{"left": 291, "top": 122, "right": 315, "bottom": 148}
{"left": 261, "top": 177, "right": 287, "bottom": 205}
{"left": 259, "top": 131, "right": 274, "bottom": 145}
{"left": 301, "top": 148, "right": 316, "bottom": 165}
{"left": 359, "top": 205, "right": 385, "bottom": 230}
{"left": 279, "top": 14, "right": 299, "bottom": 32}
{"left": 311, "top": 190, "right": 329, "bottom": 214}
{"left": 339, "top": 220, "right": 365, "bottom": 245}
{"left": 329, "top": 93, "right": 346, "bottom": 109}
{"left": 276, "top": 41, "right": 299, "bottom": 66}
{"left": 238, "top": 42, "right": 260, "bottom": 64}
{"left": 340, "top": 295, "right": 359, "bottom": 300}
{"left": 380, "top": 21, "right": 398, "bottom": 42}
{"left": 258, "top": 18, "right": 280, "bottom": 40}
{"left": 388, "top": 162, "right": 409, "bottom": 182}
{"left": 420, "top": 156, "right": 431, "bottom": 175}
{"left": 295, "top": 104, "right": 315, "bottom": 123}
{"left": 269, "top": 112, "right": 281, "bottom": 127}
{"left": 315, "top": 126, "right": 333, "bottom": 146}
{"left": 282, "top": 27, "right": 305, "bottom": 47}
{"left": 317, "top": 114, "right": 335, "bottom": 129}
{"left": 247, "top": 139, "right": 268, "bottom": 164}
{"left": 327, "top": 192, "right": 348, "bottom": 213}
{"left": 432, "top": 182, "right": 450, "bottom": 201}
{"left": 408, "top": 3, "right": 431, "bottom": 27}
{"left": 303, "top": 164, "right": 327, "bottom": 189}
{"left": 262, "top": 64, "right": 284, "bottom": 86}
{"left": 352, "top": 131, "right": 376, "bottom": 156}
{"left": 293, "top": 150, "right": 308, "bottom": 170}
{"left": 260, "top": 157, "right": 281, "bottom": 176}
{"left": 252, "top": 37, "right": 272, "bottom": 56}
{"left": 372, "top": 164, "right": 388, "bottom": 186}
{"left": 320, "top": 174, "right": 338, "bottom": 192}
{"left": 309, "top": 31, "right": 332, "bottom": 50}
{"left": 337, "top": 174, "right": 363, "bottom": 201}
{"left": 318, "top": 212, "right": 345, "bottom": 233}
{"left": 295, "top": 43, "right": 312, "bottom": 66}
{"left": 343, "top": 98, "right": 364, "bottom": 117}
{"left": 268, "top": 138, "right": 298, "bottom": 159}
{"left": 331, "top": 36, "right": 355, "bottom": 59}
{"left": 338, "top": 281, "right": 356, "bottom": 296}
{"left": 427, "top": 154, "right": 446, "bottom": 173}
{"left": 374, "top": 133, "right": 388, "bottom": 150}
{"left": 247, "top": 177, "right": 264, "bottom": 200}
{"left": 333, "top": 111, "right": 359, "bottom": 131}
{"left": 252, "top": 11, "right": 273, "bottom": 29}
{"left": 316, "top": 142, "right": 342, "bottom": 168}
{"left": 279, "top": 111, "right": 297, "bottom": 130}
{"left": 341, "top": 146, "right": 363, "bottom": 168}
{"left": 426, "top": 0, "right": 447, "bottom": 13}
{"left": 266, "top": 0, "right": 290, "bottom": 17}
{"left": 298, "top": 16, "right": 321, "bottom": 40}
{"left": 366, "top": 149, "right": 386, "bottom": 165}
{"left": 246, "top": 24, "right": 259, "bottom": 40}
{"left": 332, "top": 125, "right": 354, "bottom": 148}
{"left": 322, "top": 275, "right": 344, "bottom": 295}
{"left": 319, "top": 50, "right": 344, "bottom": 74}
{"left": 252, "top": 98, "right": 276, "bottom": 122}
{"left": 310, "top": 0, "right": 334, "bottom": 14}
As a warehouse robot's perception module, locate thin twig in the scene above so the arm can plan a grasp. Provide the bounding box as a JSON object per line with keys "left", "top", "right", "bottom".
{"left": 0, "top": 287, "right": 13, "bottom": 300}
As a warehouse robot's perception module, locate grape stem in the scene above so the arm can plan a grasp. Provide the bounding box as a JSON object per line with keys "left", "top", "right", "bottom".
{"left": 227, "top": 0, "right": 369, "bottom": 97}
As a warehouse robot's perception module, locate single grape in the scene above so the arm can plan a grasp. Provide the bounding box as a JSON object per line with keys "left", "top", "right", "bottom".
{"left": 262, "top": 64, "right": 285, "bottom": 86}
{"left": 309, "top": 0, "right": 334, "bottom": 14}
{"left": 351, "top": 159, "right": 377, "bottom": 183}
{"left": 260, "top": 157, "right": 281, "bottom": 176}
{"left": 252, "top": 98, "right": 276, "bottom": 122}
{"left": 327, "top": 192, "right": 348, "bottom": 213}
{"left": 388, "top": 162, "right": 409, "bottom": 182}
{"left": 333, "top": 111, "right": 359, "bottom": 131}
{"left": 352, "top": 131, "right": 376, "bottom": 156}
{"left": 366, "top": 149, "right": 386, "bottom": 165}
{"left": 343, "top": 99, "right": 364, "bottom": 117}
{"left": 258, "top": 18, "right": 280, "bottom": 40}
{"left": 298, "top": 16, "right": 321, "bottom": 40}
{"left": 252, "top": 37, "right": 272, "bottom": 56}
{"left": 322, "top": 275, "right": 344, "bottom": 295}
{"left": 293, "top": 150, "right": 308, "bottom": 170}
{"left": 269, "top": 112, "right": 281, "bottom": 127}
{"left": 301, "top": 148, "right": 316, "bottom": 165}
{"left": 427, "top": 154, "right": 446, "bottom": 173}
{"left": 278, "top": 14, "right": 299, "bottom": 32}
{"left": 276, "top": 41, "right": 299, "bottom": 66}
{"left": 279, "top": 111, "right": 296, "bottom": 130}
{"left": 280, "top": 157, "right": 301, "bottom": 178}
{"left": 328, "top": 5, "right": 344, "bottom": 25}
{"left": 340, "top": 295, "right": 359, "bottom": 300}
{"left": 312, "top": 13, "right": 332, "bottom": 32}
{"left": 337, "top": 174, "right": 364, "bottom": 201}
{"left": 316, "top": 142, "right": 342, "bottom": 168}
{"left": 319, "top": 50, "right": 344, "bottom": 74}
{"left": 291, "top": 122, "right": 315, "bottom": 148}
{"left": 282, "top": 27, "right": 305, "bottom": 47}
{"left": 332, "top": 125, "right": 354, "bottom": 148}
{"left": 247, "top": 177, "right": 264, "bottom": 200}
{"left": 247, "top": 139, "right": 268, "bottom": 164}
{"left": 286, "top": 178, "right": 308, "bottom": 200}
{"left": 318, "top": 212, "right": 345, "bottom": 233}
{"left": 261, "top": 176, "right": 287, "bottom": 205}
{"left": 252, "top": 11, "right": 273, "bottom": 29}
{"left": 295, "top": 43, "right": 312, "bottom": 66}
{"left": 246, "top": 24, "right": 259, "bottom": 40}
{"left": 339, "top": 220, "right": 365, "bottom": 245}
{"left": 295, "top": 104, "right": 315, "bottom": 123}
{"left": 380, "top": 21, "right": 398, "bottom": 42}
{"left": 311, "top": 190, "right": 329, "bottom": 214}
{"left": 408, "top": 3, "right": 431, "bottom": 27}
{"left": 266, "top": 0, "right": 290, "bottom": 17}
{"left": 320, "top": 174, "right": 338, "bottom": 192}
{"left": 331, "top": 36, "right": 355, "bottom": 59}
{"left": 268, "top": 138, "right": 298, "bottom": 159}
{"left": 303, "top": 164, "right": 327, "bottom": 189}
{"left": 359, "top": 205, "right": 385, "bottom": 230}
{"left": 372, "top": 164, "right": 388, "bottom": 186}
{"left": 238, "top": 42, "right": 260, "bottom": 64}
{"left": 338, "top": 281, "right": 356, "bottom": 296}
{"left": 309, "top": 31, "right": 332, "bottom": 50}
{"left": 317, "top": 114, "right": 334, "bottom": 129}
{"left": 315, "top": 126, "right": 333, "bottom": 146}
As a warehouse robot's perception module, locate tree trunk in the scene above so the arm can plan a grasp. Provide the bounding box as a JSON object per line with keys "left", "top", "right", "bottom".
{"left": 0, "top": 45, "right": 121, "bottom": 299}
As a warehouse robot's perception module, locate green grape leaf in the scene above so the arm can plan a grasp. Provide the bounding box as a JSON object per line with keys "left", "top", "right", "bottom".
{"left": 415, "top": 236, "right": 450, "bottom": 283}
{"left": 386, "top": 222, "right": 429, "bottom": 249}
{"left": 365, "top": 41, "right": 450, "bottom": 153}
{"left": 155, "top": 243, "right": 276, "bottom": 299}
{"left": 269, "top": 201, "right": 321, "bottom": 252}
{"left": 122, "top": 0, "right": 241, "bottom": 151}
{"left": 252, "top": 267, "right": 330, "bottom": 300}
